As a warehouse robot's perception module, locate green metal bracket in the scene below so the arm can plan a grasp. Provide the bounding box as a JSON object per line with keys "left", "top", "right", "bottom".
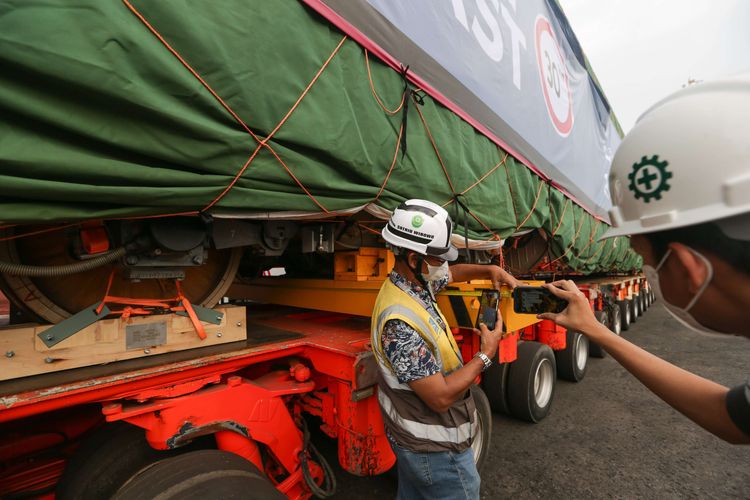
{"left": 175, "top": 304, "right": 224, "bottom": 325}
{"left": 38, "top": 302, "right": 111, "bottom": 348}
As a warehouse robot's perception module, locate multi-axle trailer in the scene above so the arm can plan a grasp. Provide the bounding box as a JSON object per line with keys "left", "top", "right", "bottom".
{"left": 0, "top": 250, "right": 652, "bottom": 499}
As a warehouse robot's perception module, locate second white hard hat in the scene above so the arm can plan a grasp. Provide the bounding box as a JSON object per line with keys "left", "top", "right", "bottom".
{"left": 602, "top": 75, "right": 750, "bottom": 239}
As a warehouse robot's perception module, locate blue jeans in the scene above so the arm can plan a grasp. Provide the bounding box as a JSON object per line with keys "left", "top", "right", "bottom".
{"left": 391, "top": 442, "right": 480, "bottom": 500}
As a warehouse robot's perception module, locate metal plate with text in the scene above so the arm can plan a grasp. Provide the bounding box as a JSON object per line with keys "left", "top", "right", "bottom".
{"left": 126, "top": 322, "right": 167, "bottom": 350}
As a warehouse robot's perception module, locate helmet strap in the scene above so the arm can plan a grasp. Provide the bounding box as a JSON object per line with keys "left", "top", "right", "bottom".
{"left": 407, "top": 253, "right": 431, "bottom": 294}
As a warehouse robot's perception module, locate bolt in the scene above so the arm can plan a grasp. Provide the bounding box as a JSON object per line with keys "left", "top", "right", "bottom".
{"left": 216, "top": 332, "right": 223, "bottom": 338}
{"left": 192, "top": 255, "right": 202, "bottom": 264}
{"left": 45, "top": 333, "right": 54, "bottom": 341}
{"left": 143, "top": 348, "right": 151, "bottom": 354}
{"left": 236, "top": 322, "right": 242, "bottom": 327}
{"left": 44, "top": 357, "right": 54, "bottom": 364}
{"left": 5, "top": 351, "right": 14, "bottom": 358}
{"left": 153, "top": 248, "right": 162, "bottom": 255}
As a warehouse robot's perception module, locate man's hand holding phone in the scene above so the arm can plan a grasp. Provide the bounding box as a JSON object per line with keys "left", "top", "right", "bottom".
{"left": 474, "top": 289, "right": 504, "bottom": 358}
{"left": 475, "top": 315, "right": 504, "bottom": 359}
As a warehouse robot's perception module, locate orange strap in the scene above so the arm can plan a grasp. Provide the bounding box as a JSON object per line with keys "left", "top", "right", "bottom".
{"left": 95, "top": 270, "right": 207, "bottom": 340}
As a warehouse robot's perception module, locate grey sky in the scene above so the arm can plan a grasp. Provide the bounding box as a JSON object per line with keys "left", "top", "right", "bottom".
{"left": 558, "top": 0, "right": 750, "bottom": 132}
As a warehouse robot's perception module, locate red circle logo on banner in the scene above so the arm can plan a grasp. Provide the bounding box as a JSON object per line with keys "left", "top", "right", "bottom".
{"left": 535, "top": 16, "right": 574, "bottom": 137}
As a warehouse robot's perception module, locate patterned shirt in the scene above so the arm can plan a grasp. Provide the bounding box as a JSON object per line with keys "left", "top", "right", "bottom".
{"left": 381, "top": 270, "right": 450, "bottom": 384}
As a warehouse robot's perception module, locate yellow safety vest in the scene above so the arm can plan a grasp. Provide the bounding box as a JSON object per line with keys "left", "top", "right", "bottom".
{"left": 370, "top": 278, "right": 476, "bottom": 452}
{"left": 371, "top": 278, "right": 463, "bottom": 374}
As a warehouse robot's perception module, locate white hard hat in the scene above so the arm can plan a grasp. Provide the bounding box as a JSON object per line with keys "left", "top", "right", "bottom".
{"left": 602, "top": 75, "right": 750, "bottom": 239}
{"left": 382, "top": 199, "right": 459, "bottom": 261}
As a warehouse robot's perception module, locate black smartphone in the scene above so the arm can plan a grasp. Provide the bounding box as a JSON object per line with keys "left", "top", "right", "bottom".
{"left": 476, "top": 289, "right": 500, "bottom": 330}
{"left": 512, "top": 286, "right": 568, "bottom": 315}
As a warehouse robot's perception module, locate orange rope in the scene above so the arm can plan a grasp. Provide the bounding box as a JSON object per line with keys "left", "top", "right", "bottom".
{"left": 545, "top": 208, "right": 586, "bottom": 268}
{"left": 0, "top": 223, "right": 80, "bottom": 242}
{"left": 413, "top": 98, "right": 457, "bottom": 194}
{"left": 503, "top": 162, "right": 520, "bottom": 227}
{"left": 514, "top": 180, "right": 545, "bottom": 231}
{"left": 204, "top": 35, "right": 348, "bottom": 211}
{"left": 372, "top": 123, "right": 404, "bottom": 202}
{"left": 357, "top": 223, "right": 383, "bottom": 236}
{"left": 598, "top": 238, "right": 618, "bottom": 265}
{"left": 575, "top": 219, "right": 598, "bottom": 257}
{"left": 122, "top": 0, "right": 263, "bottom": 145}
{"left": 458, "top": 153, "right": 508, "bottom": 196}
{"left": 582, "top": 238, "right": 607, "bottom": 265}
{"left": 365, "top": 50, "right": 405, "bottom": 115}
{"left": 122, "top": 0, "right": 346, "bottom": 214}
{"left": 550, "top": 198, "right": 570, "bottom": 237}
{"left": 412, "top": 97, "right": 502, "bottom": 241}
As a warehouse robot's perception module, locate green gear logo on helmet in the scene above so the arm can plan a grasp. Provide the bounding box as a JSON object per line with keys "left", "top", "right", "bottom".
{"left": 627, "top": 155, "right": 673, "bottom": 203}
{"left": 411, "top": 215, "right": 424, "bottom": 228}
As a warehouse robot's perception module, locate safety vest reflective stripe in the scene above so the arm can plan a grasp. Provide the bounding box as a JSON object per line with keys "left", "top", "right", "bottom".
{"left": 378, "top": 389, "right": 477, "bottom": 444}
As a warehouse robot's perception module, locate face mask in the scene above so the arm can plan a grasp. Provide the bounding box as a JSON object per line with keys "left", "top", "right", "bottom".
{"left": 422, "top": 260, "right": 449, "bottom": 284}
{"left": 643, "top": 248, "right": 726, "bottom": 338}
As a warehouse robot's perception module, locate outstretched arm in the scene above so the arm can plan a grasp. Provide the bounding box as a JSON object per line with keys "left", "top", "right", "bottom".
{"left": 538, "top": 280, "right": 750, "bottom": 444}
{"left": 449, "top": 263, "right": 522, "bottom": 289}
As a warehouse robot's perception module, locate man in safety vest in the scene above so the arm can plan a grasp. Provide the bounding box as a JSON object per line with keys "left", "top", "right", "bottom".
{"left": 372, "top": 199, "right": 521, "bottom": 499}
{"left": 538, "top": 76, "right": 750, "bottom": 444}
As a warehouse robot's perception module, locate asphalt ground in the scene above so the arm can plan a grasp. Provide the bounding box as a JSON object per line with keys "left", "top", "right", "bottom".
{"left": 323, "top": 302, "right": 750, "bottom": 499}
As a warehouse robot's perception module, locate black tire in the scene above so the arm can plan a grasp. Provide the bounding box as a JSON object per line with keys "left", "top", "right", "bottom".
{"left": 639, "top": 291, "right": 647, "bottom": 312}
{"left": 608, "top": 302, "right": 622, "bottom": 336}
{"left": 629, "top": 298, "right": 638, "bottom": 322}
{"left": 469, "top": 385, "right": 492, "bottom": 472}
{"left": 589, "top": 309, "right": 609, "bottom": 359}
{"left": 555, "top": 329, "right": 588, "bottom": 382}
{"left": 482, "top": 361, "right": 510, "bottom": 415}
{"left": 113, "top": 450, "right": 284, "bottom": 500}
{"left": 618, "top": 300, "right": 631, "bottom": 332}
{"left": 57, "top": 422, "right": 188, "bottom": 500}
{"left": 507, "top": 342, "right": 556, "bottom": 423}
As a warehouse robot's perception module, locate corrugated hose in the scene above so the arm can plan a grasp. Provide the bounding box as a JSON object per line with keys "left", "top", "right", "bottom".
{"left": 0, "top": 247, "right": 127, "bottom": 277}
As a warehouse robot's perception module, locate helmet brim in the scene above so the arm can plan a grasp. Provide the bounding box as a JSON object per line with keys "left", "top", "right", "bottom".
{"left": 429, "top": 245, "right": 459, "bottom": 262}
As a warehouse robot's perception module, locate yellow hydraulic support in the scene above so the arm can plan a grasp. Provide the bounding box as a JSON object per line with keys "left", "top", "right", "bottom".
{"left": 228, "top": 248, "right": 543, "bottom": 332}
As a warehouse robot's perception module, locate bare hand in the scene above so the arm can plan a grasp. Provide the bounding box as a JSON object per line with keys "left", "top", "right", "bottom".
{"left": 536, "top": 280, "right": 600, "bottom": 335}
{"left": 488, "top": 266, "right": 523, "bottom": 290}
{"left": 475, "top": 310, "right": 504, "bottom": 358}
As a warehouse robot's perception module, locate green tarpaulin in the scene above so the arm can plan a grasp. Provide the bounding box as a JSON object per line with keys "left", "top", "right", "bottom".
{"left": 0, "top": 0, "right": 641, "bottom": 273}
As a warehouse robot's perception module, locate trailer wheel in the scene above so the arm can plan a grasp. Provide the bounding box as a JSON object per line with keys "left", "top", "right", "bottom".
{"left": 507, "top": 342, "right": 556, "bottom": 423}
{"left": 618, "top": 300, "right": 631, "bottom": 331}
{"left": 588, "top": 309, "right": 609, "bottom": 358}
{"left": 629, "top": 298, "right": 638, "bottom": 323}
{"left": 608, "top": 303, "right": 622, "bottom": 336}
{"left": 554, "top": 329, "right": 588, "bottom": 382}
{"left": 481, "top": 361, "right": 510, "bottom": 415}
{"left": 56, "top": 422, "right": 192, "bottom": 500}
{"left": 635, "top": 296, "right": 642, "bottom": 318}
{"left": 639, "top": 291, "right": 647, "bottom": 312}
{"left": 113, "top": 450, "right": 284, "bottom": 500}
{"left": 469, "top": 385, "right": 492, "bottom": 472}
